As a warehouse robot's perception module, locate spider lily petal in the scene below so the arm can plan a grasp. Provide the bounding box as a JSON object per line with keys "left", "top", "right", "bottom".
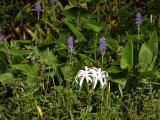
{"left": 79, "top": 76, "right": 85, "bottom": 88}
{"left": 89, "top": 68, "right": 98, "bottom": 89}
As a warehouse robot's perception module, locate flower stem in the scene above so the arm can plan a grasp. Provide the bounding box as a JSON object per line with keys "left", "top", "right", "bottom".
{"left": 100, "top": 88, "right": 104, "bottom": 119}
{"left": 101, "top": 54, "right": 104, "bottom": 66}
{"left": 94, "top": 33, "right": 98, "bottom": 61}
{"left": 69, "top": 49, "right": 73, "bottom": 66}
{"left": 138, "top": 26, "right": 140, "bottom": 40}
{"left": 38, "top": 12, "right": 40, "bottom": 20}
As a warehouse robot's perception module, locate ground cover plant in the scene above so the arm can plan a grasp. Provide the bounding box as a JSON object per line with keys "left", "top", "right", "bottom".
{"left": 0, "top": 0, "right": 160, "bottom": 119}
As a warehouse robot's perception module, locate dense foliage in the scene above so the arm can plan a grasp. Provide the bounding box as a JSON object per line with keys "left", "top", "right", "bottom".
{"left": 0, "top": 0, "right": 160, "bottom": 119}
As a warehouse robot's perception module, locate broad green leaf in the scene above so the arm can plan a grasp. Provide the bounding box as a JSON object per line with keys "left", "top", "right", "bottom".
{"left": 107, "top": 66, "right": 122, "bottom": 73}
{"left": 0, "top": 46, "right": 30, "bottom": 55}
{"left": 124, "top": 34, "right": 144, "bottom": 42}
{"left": 140, "top": 31, "right": 159, "bottom": 72}
{"left": 155, "top": 70, "right": 160, "bottom": 78}
{"left": 107, "top": 38, "right": 117, "bottom": 51}
{"left": 61, "top": 65, "right": 73, "bottom": 80}
{"left": 139, "top": 43, "right": 153, "bottom": 72}
{"left": 148, "top": 56, "right": 157, "bottom": 71}
{"left": 40, "top": 51, "right": 58, "bottom": 66}
{"left": 38, "top": 33, "right": 54, "bottom": 48}
{"left": 64, "top": 19, "right": 86, "bottom": 42}
{"left": 8, "top": 49, "right": 30, "bottom": 56}
{"left": 0, "top": 73, "right": 13, "bottom": 85}
{"left": 11, "top": 64, "right": 38, "bottom": 78}
{"left": 148, "top": 31, "right": 158, "bottom": 55}
{"left": 120, "top": 39, "right": 133, "bottom": 70}
{"left": 83, "top": 23, "right": 103, "bottom": 32}
{"left": 34, "top": 48, "right": 58, "bottom": 66}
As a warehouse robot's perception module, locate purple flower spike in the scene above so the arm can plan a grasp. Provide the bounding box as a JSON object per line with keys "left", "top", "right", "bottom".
{"left": 35, "top": 1, "right": 42, "bottom": 13}
{"left": 67, "top": 36, "right": 74, "bottom": 50}
{"left": 99, "top": 37, "right": 106, "bottom": 55}
{"left": 50, "top": 0, "right": 56, "bottom": 4}
{"left": 135, "top": 12, "right": 142, "bottom": 27}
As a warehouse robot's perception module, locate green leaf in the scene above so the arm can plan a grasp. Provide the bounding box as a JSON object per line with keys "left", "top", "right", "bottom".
{"left": 64, "top": 19, "right": 86, "bottom": 42}
{"left": 15, "top": 10, "right": 23, "bottom": 22}
{"left": 107, "top": 38, "right": 117, "bottom": 51}
{"left": 8, "top": 49, "right": 30, "bottom": 56}
{"left": 78, "top": 3, "right": 87, "bottom": 9}
{"left": 0, "top": 73, "right": 13, "bottom": 85}
{"left": 83, "top": 23, "right": 103, "bottom": 32}
{"left": 144, "top": 31, "right": 158, "bottom": 71}
{"left": 11, "top": 64, "right": 38, "bottom": 78}
{"left": 120, "top": 39, "right": 133, "bottom": 70}
{"left": 61, "top": 65, "right": 73, "bottom": 80}
{"left": 107, "top": 66, "right": 122, "bottom": 73}
{"left": 155, "top": 70, "right": 160, "bottom": 78}
{"left": 148, "top": 31, "right": 158, "bottom": 55}
{"left": 0, "top": 46, "right": 30, "bottom": 56}
{"left": 79, "top": 54, "right": 96, "bottom": 65}
{"left": 41, "top": 19, "right": 59, "bottom": 33}
{"left": 15, "top": 40, "right": 32, "bottom": 44}
{"left": 139, "top": 43, "right": 153, "bottom": 72}
{"left": 54, "top": 86, "right": 64, "bottom": 96}
{"left": 34, "top": 48, "right": 58, "bottom": 66}
{"left": 64, "top": 4, "right": 76, "bottom": 10}
{"left": 149, "top": 56, "right": 157, "bottom": 71}
{"left": 38, "top": 33, "right": 54, "bottom": 48}
{"left": 25, "top": 28, "right": 38, "bottom": 41}
{"left": 110, "top": 79, "right": 127, "bottom": 89}
{"left": 78, "top": 13, "right": 95, "bottom": 22}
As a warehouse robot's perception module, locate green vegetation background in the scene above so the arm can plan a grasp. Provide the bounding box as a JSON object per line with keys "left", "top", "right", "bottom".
{"left": 0, "top": 0, "right": 160, "bottom": 119}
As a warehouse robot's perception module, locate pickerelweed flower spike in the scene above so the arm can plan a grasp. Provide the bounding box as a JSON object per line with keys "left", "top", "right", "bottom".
{"left": 99, "top": 37, "right": 106, "bottom": 55}
{"left": 75, "top": 66, "right": 108, "bottom": 89}
{"left": 50, "top": 0, "right": 56, "bottom": 4}
{"left": 35, "top": 1, "right": 42, "bottom": 13}
{"left": 135, "top": 12, "right": 142, "bottom": 27}
{"left": 67, "top": 36, "right": 74, "bottom": 50}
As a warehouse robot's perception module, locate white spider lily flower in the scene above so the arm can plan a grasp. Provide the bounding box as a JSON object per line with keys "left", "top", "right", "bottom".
{"left": 75, "top": 66, "right": 93, "bottom": 87}
{"left": 75, "top": 66, "right": 108, "bottom": 89}
{"left": 92, "top": 67, "right": 108, "bottom": 89}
